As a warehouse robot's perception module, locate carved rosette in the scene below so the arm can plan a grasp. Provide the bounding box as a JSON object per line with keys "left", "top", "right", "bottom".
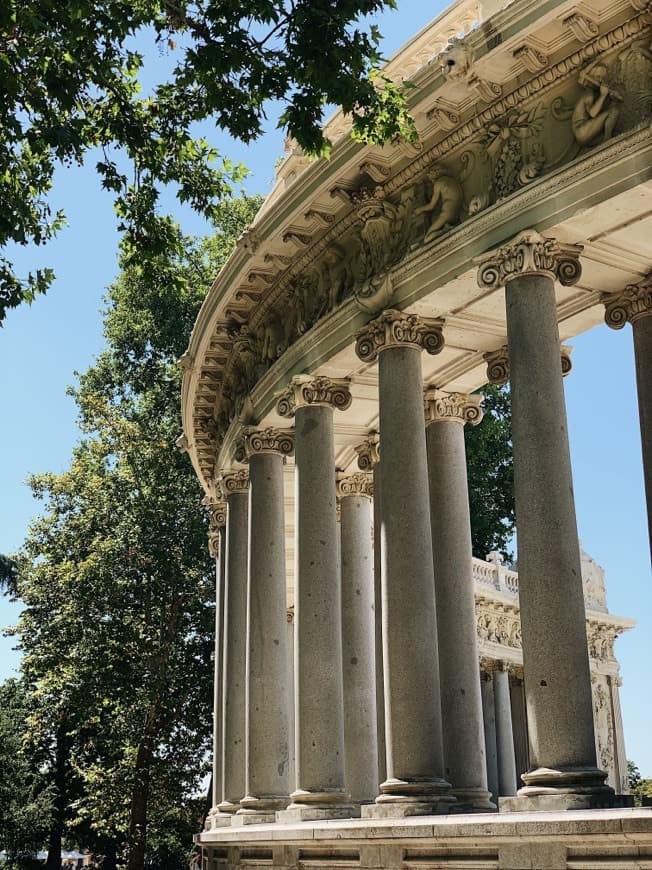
{"left": 276, "top": 375, "right": 352, "bottom": 418}
{"left": 336, "top": 471, "right": 374, "bottom": 500}
{"left": 603, "top": 277, "right": 652, "bottom": 329}
{"left": 476, "top": 230, "right": 583, "bottom": 289}
{"left": 424, "top": 389, "right": 484, "bottom": 427}
{"left": 355, "top": 432, "right": 380, "bottom": 471}
{"left": 355, "top": 309, "right": 445, "bottom": 363}
{"left": 219, "top": 469, "right": 249, "bottom": 495}
{"left": 237, "top": 426, "right": 295, "bottom": 461}
{"left": 202, "top": 497, "right": 227, "bottom": 559}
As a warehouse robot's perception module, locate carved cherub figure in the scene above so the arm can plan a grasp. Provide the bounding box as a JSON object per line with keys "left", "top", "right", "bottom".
{"left": 572, "top": 64, "right": 621, "bottom": 147}
{"left": 414, "top": 164, "right": 464, "bottom": 241}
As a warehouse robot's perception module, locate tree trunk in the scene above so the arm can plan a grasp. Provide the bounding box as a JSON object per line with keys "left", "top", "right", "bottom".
{"left": 125, "top": 736, "right": 153, "bottom": 870}
{"left": 45, "top": 723, "right": 69, "bottom": 870}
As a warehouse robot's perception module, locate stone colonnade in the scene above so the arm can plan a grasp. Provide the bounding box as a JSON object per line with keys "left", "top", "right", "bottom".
{"left": 205, "top": 230, "right": 648, "bottom": 826}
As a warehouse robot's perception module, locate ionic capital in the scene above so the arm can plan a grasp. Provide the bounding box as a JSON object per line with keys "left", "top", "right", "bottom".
{"left": 603, "top": 276, "right": 652, "bottom": 329}
{"left": 475, "top": 230, "right": 583, "bottom": 289}
{"left": 424, "top": 389, "right": 483, "bottom": 427}
{"left": 354, "top": 309, "right": 445, "bottom": 363}
{"left": 276, "top": 375, "right": 352, "bottom": 418}
{"left": 355, "top": 432, "right": 380, "bottom": 471}
{"left": 336, "top": 471, "right": 374, "bottom": 500}
{"left": 484, "top": 344, "right": 573, "bottom": 384}
{"left": 202, "top": 497, "right": 227, "bottom": 559}
{"left": 236, "top": 426, "right": 295, "bottom": 461}
{"left": 219, "top": 469, "right": 249, "bottom": 495}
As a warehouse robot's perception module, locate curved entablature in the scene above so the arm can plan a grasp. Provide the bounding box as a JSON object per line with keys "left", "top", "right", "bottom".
{"left": 180, "top": 0, "right": 652, "bottom": 495}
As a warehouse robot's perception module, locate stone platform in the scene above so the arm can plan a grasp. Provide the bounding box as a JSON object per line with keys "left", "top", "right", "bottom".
{"left": 197, "top": 809, "right": 652, "bottom": 870}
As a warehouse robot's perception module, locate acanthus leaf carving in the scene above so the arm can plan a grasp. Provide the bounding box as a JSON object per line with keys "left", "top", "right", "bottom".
{"left": 476, "top": 230, "right": 583, "bottom": 289}
{"left": 241, "top": 426, "right": 295, "bottom": 459}
{"left": 276, "top": 375, "right": 352, "bottom": 418}
{"left": 219, "top": 469, "right": 249, "bottom": 494}
{"left": 355, "top": 432, "right": 381, "bottom": 471}
{"left": 355, "top": 309, "right": 445, "bottom": 363}
{"left": 424, "top": 389, "right": 484, "bottom": 426}
{"left": 336, "top": 471, "right": 374, "bottom": 499}
{"left": 603, "top": 276, "right": 652, "bottom": 328}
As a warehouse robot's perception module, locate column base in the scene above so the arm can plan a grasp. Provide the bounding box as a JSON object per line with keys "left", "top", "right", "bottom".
{"left": 276, "top": 789, "right": 358, "bottom": 822}
{"left": 235, "top": 795, "right": 288, "bottom": 824}
{"left": 362, "top": 777, "right": 456, "bottom": 818}
{"left": 499, "top": 765, "right": 622, "bottom": 812}
{"left": 206, "top": 810, "right": 237, "bottom": 829}
{"left": 450, "top": 787, "right": 496, "bottom": 812}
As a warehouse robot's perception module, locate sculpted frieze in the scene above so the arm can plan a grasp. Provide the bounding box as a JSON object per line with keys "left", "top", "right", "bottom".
{"left": 193, "top": 12, "right": 651, "bottom": 481}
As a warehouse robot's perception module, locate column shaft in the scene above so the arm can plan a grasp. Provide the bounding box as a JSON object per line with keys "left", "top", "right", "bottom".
{"left": 212, "top": 526, "right": 226, "bottom": 808}
{"left": 505, "top": 271, "right": 605, "bottom": 793}
{"left": 426, "top": 406, "right": 493, "bottom": 810}
{"left": 493, "top": 667, "right": 517, "bottom": 797}
{"left": 220, "top": 490, "right": 249, "bottom": 813}
{"left": 372, "top": 462, "right": 386, "bottom": 786}
{"left": 375, "top": 345, "right": 451, "bottom": 811}
{"left": 239, "top": 451, "right": 290, "bottom": 819}
{"left": 481, "top": 672, "right": 499, "bottom": 804}
{"left": 340, "top": 488, "right": 378, "bottom": 803}
{"left": 291, "top": 404, "right": 349, "bottom": 814}
{"left": 633, "top": 315, "right": 652, "bottom": 556}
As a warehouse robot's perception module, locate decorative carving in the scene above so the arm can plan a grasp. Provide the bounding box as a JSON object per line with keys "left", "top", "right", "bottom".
{"left": 439, "top": 39, "right": 472, "bottom": 80}
{"left": 203, "top": 497, "right": 227, "bottom": 559}
{"left": 355, "top": 309, "right": 445, "bottom": 363}
{"left": 484, "top": 344, "right": 573, "bottom": 383}
{"left": 513, "top": 43, "right": 549, "bottom": 73}
{"left": 219, "top": 469, "right": 249, "bottom": 494}
{"left": 414, "top": 164, "right": 464, "bottom": 241}
{"left": 476, "top": 600, "right": 522, "bottom": 649}
{"left": 476, "top": 230, "right": 583, "bottom": 289}
{"left": 603, "top": 276, "right": 652, "bottom": 328}
{"left": 587, "top": 623, "right": 617, "bottom": 662}
{"left": 237, "top": 227, "right": 261, "bottom": 255}
{"left": 484, "top": 347, "right": 510, "bottom": 385}
{"left": 355, "top": 432, "right": 381, "bottom": 471}
{"left": 468, "top": 74, "right": 502, "bottom": 103}
{"left": 560, "top": 345, "right": 573, "bottom": 376}
{"left": 573, "top": 63, "right": 621, "bottom": 147}
{"left": 482, "top": 104, "right": 546, "bottom": 199}
{"left": 426, "top": 100, "right": 461, "bottom": 130}
{"left": 175, "top": 433, "right": 189, "bottom": 452}
{"left": 177, "top": 351, "right": 194, "bottom": 372}
{"left": 240, "top": 426, "right": 295, "bottom": 459}
{"left": 564, "top": 12, "right": 599, "bottom": 43}
{"left": 276, "top": 375, "right": 352, "bottom": 418}
{"left": 283, "top": 230, "right": 312, "bottom": 249}
{"left": 360, "top": 160, "right": 392, "bottom": 182}
{"left": 592, "top": 677, "right": 615, "bottom": 773}
{"left": 424, "top": 389, "right": 484, "bottom": 426}
{"left": 336, "top": 471, "right": 374, "bottom": 499}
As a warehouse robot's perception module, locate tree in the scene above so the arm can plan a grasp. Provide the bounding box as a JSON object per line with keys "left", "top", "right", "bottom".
{"left": 0, "top": 679, "right": 53, "bottom": 869}
{"left": 13, "top": 195, "right": 261, "bottom": 870}
{"left": 0, "top": 0, "right": 415, "bottom": 320}
{"left": 466, "top": 384, "right": 515, "bottom": 559}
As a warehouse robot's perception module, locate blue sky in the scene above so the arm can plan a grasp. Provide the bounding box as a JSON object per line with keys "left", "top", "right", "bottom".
{"left": 1, "top": 1, "right": 650, "bottom": 776}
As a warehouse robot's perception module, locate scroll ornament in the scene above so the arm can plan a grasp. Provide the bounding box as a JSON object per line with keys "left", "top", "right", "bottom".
{"left": 202, "top": 497, "right": 227, "bottom": 559}
{"left": 336, "top": 472, "right": 374, "bottom": 499}
{"left": 485, "top": 344, "right": 573, "bottom": 384}
{"left": 220, "top": 469, "right": 249, "bottom": 494}
{"left": 355, "top": 309, "right": 445, "bottom": 363}
{"left": 355, "top": 433, "right": 380, "bottom": 471}
{"left": 276, "top": 375, "right": 352, "bottom": 418}
{"left": 603, "top": 277, "right": 652, "bottom": 328}
{"left": 424, "top": 389, "right": 483, "bottom": 426}
{"left": 476, "top": 230, "right": 583, "bottom": 289}
{"left": 237, "top": 426, "right": 295, "bottom": 461}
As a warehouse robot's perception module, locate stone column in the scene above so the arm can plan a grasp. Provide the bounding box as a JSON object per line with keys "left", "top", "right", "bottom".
{"left": 354, "top": 433, "right": 386, "bottom": 786}
{"left": 337, "top": 471, "right": 378, "bottom": 804}
{"left": 355, "top": 310, "right": 454, "bottom": 817}
{"left": 477, "top": 231, "right": 611, "bottom": 807}
{"left": 236, "top": 428, "right": 295, "bottom": 823}
{"left": 494, "top": 664, "right": 517, "bottom": 797}
{"left": 217, "top": 470, "right": 250, "bottom": 818}
{"left": 603, "top": 276, "right": 652, "bottom": 558}
{"left": 425, "top": 389, "right": 494, "bottom": 811}
{"left": 276, "top": 375, "right": 354, "bottom": 820}
{"left": 480, "top": 666, "right": 499, "bottom": 805}
{"left": 204, "top": 498, "right": 227, "bottom": 827}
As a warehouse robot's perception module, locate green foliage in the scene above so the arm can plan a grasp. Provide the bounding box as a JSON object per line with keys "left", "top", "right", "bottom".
{"left": 465, "top": 384, "right": 515, "bottom": 559}
{"left": 0, "top": 0, "right": 412, "bottom": 319}
{"left": 627, "top": 760, "right": 652, "bottom": 806}
{"left": 11, "top": 195, "right": 261, "bottom": 870}
{"left": 0, "top": 679, "right": 53, "bottom": 866}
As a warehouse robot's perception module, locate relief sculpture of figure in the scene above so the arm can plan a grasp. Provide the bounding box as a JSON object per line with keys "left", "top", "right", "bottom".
{"left": 572, "top": 64, "right": 621, "bottom": 147}
{"left": 414, "top": 164, "right": 464, "bottom": 242}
